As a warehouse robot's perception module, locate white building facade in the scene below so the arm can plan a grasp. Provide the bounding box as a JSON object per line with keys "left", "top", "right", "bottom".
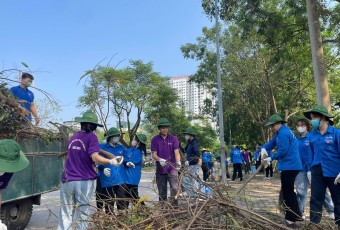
{"left": 169, "top": 75, "right": 216, "bottom": 127}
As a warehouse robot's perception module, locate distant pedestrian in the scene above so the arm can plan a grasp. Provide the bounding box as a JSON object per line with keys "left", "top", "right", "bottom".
{"left": 242, "top": 149, "right": 251, "bottom": 174}
{"left": 230, "top": 145, "right": 243, "bottom": 181}
{"left": 201, "top": 149, "right": 213, "bottom": 181}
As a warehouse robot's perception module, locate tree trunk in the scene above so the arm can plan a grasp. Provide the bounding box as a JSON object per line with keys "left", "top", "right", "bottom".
{"left": 306, "top": 0, "right": 331, "bottom": 111}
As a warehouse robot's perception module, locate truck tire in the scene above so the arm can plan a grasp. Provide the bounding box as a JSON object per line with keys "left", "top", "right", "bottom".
{"left": 1, "top": 198, "right": 33, "bottom": 230}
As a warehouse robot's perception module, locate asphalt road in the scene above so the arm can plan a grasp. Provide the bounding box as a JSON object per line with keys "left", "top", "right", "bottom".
{"left": 25, "top": 171, "right": 158, "bottom": 230}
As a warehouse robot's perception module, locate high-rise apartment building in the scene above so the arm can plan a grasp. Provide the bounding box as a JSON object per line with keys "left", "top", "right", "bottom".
{"left": 169, "top": 75, "right": 215, "bottom": 126}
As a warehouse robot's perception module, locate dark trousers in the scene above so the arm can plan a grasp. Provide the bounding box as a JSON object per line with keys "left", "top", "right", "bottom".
{"left": 310, "top": 164, "right": 340, "bottom": 226}
{"left": 156, "top": 171, "right": 178, "bottom": 205}
{"left": 232, "top": 163, "right": 243, "bottom": 181}
{"left": 96, "top": 178, "right": 127, "bottom": 213}
{"left": 244, "top": 162, "right": 251, "bottom": 174}
{"left": 281, "top": 170, "right": 302, "bottom": 222}
{"left": 125, "top": 184, "right": 145, "bottom": 206}
{"left": 265, "top": 164, "right": 273, "bottom": 177}
{"left": 201, "top": 163, "right": 211, "bottom": 181}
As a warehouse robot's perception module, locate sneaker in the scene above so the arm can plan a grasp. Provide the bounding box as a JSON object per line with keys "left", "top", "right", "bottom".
{"left": 267, "top": 177, "right": 272, "bottom": 180}
{"left": 329, "top": 212, "right": 335, "bottom": 220}
{"left": 177, "top": 192, "right": 188, "bottom": 198}
{"left": 263, "top": 177, "right": 269, "bottom": 180}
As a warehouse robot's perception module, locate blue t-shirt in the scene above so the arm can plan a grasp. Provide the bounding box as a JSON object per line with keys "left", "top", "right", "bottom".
{"left": 123, "top": 148, "right": 143, "bottom": 185}
{"left": 309, "top": 125, "right": 340, "bottom": 177}
{"left": 230, "top": 147, "right": 243, "bottom": 164}
{"left": 10, "top": 85, "right": 34, "bottom": 121}
{"left": 98, "top": 143, "right": 126, "bottom": 187}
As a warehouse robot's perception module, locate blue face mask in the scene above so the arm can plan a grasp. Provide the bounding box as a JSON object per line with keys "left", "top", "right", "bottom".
{"left": 311, "top": 119, "right": 322, "bottom": 129}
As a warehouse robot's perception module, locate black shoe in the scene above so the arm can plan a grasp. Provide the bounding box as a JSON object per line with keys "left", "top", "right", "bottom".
{"left": 282, "top": 220, "right": 297, "bottom": 229}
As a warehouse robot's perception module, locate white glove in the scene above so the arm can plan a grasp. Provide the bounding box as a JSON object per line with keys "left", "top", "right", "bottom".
{"left": 158, "top": 158, "right": 167, "bottom": 166}
{"left": 334, "top": 173, "right": 340, "bottom": 185}
{"left": 261, "top": 148, "right": 268, "bottom": 158}
{"left": 103, "top": 168, "right": 111, "bottom": 177}
{"left": 176, "top": 161, "right": 182, "bottom": 169}
{"left": 185, "top": 161, "right": 189, "bottom": 166}
{"left": 110, "top": 156, "right": 124, "bottom": 166}
{"left": 263, "top": 157, "right": 272, "bottom": 164}
{"left": 126, "top": 162, "right": 135, "bottom": 168}
{"left": 0, "top": 220, "right": 7, "bottom": 230}
{"left": 307, "top": 171, "right": 312, "bottom": 184}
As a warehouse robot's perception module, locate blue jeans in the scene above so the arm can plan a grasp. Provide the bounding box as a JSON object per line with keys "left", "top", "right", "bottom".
{"left": 296, "top": 171, "right": 334, "bottom": 215}
{"left": 183, "top": 164, "right": 199, "bottom": 197}
{"left": 58, "top": 180, "right": 96, "bottom": 230}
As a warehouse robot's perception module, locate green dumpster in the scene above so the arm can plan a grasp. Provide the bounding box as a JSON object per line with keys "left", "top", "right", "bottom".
{"left": 1, "top": 137, "right": 65, "bottom": 230}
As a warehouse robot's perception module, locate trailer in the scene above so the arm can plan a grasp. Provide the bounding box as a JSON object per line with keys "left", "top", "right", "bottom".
{"left": 0, "top": 137, "right": 65, "bottom": 230}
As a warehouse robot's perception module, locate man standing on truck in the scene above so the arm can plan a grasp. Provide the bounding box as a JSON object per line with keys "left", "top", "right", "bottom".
{"left": 10, "top": 72, "right": 40, "bottom": 125}
{"left": 58, "top": 111, "right": 123, "bottom": 230}
{"left": 0, "top": 139, "right": 30, "bottom": 229}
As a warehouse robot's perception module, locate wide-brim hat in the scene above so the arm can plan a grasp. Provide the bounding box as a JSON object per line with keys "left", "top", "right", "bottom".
{"left": 105, "top": 127, "right": 122, "bottom": 137}
{"left": 183, "top": 127, "right": 196, "bottom": 136}
{"left": 303, "top": 104, "right": 334, "bottom": 126}
{"left": 265, "top": 114, "right": 287, "bottom": 127}
{"left": 75, "top": 111, "right": 103, "bottom": 127}
{"left": 157, "top": 118, "right": 171, "bottom": 127}
{"left": 136, "top": 134, "right": 147, "bottom": 145}
{"left": 0, "top": 139, "right": 29, "bottom": 173}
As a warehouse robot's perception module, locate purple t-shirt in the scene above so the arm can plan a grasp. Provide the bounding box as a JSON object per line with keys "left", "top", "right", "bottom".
{"left": 243, "top": 151, "right": 250, "bottom": 162}
{"left": 61, "top": 131, "right": 100, "bottom": 183}
{"left": 0, "top": 173, "right": 13, "bottom": 189}
{"left": 151, "top": 134, "right": 179, "bottom": 174}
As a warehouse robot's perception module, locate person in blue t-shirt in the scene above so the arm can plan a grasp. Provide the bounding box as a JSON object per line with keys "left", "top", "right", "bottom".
{"left": 303, "top": 105, "right": 340, "bottom": 227}
{"left": 201, "top": 149, "right": 213, "bottom": 181}
{"left": 123, "top": 134, "right": 147, "bottom": 207}
{"left": 10, "top": 72, "right": 40, "bottom": 124}
{"left": 96, "top": 127, "right": 127, "bottom": 213}
{"left": 295, "top": 118, "right": 334, "bottom": 220}
{"left": 230, "top": 145, "right": 244, "bottom": 181}
{"left": 262, "top": 114, "right": 303, "bottom": 227}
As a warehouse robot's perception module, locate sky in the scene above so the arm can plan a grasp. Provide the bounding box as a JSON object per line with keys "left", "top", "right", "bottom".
{"left": 0, "top": 0, "right": 213, "bottom": 124}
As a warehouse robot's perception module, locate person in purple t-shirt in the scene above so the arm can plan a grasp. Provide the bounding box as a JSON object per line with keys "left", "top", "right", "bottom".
{"left": 151, "top": 118, "right": 181, "bottom": 206}
{"left": 58, "top": 111, "right": 123, "bottom": 230}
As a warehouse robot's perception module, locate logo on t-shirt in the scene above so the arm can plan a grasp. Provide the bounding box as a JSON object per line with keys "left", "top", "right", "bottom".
{"left": 325, "top": 136, "right": 333, "bottom": 144}
{"left": 68, "top": 139, "right": 86, "bottom": 151}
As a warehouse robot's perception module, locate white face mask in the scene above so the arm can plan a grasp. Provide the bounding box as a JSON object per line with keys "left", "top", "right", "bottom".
{"left": 112, "top": 137, "right": 120, "bottom": 144}
{"left": 131, "top": 140, "right": 137, "bottom": 147}
{"left": 0, "top": 172, "right": 5, "bottom": 176}
{"left": 185, "top": 135, "right": 191, "bottom": 141}
{"left": 297, "top": 126, "right": 307, "bottom": 133}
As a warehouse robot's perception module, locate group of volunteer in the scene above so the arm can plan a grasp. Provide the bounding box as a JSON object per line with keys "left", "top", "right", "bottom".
{"left": 258, "top": 105, "right": 340, "bottom": 228}
{"left": 58, "top": 111, "right": 147, "bottom": 230}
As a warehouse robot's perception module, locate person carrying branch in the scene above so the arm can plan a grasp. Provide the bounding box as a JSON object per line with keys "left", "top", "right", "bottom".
{"left": 151, "top": 118, "right": 181, "bottom": 206}
{"left": 10, "top": 72, "right": 40, "bottom": 125}
{"left": 261, "top": 114, "right": 303, "bottom": 228}
{"left": 58, "top": 112, "right": 123, "bottom": 230}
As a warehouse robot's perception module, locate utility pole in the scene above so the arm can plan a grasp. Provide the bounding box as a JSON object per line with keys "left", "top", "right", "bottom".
{"left": 306, "top": 0, "right": 331, "bottom": 111}
{"left": 214, "top": 0, "right": 227, "bottom": 183}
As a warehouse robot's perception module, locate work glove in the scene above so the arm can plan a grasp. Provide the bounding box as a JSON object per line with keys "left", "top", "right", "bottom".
{"left": 158, "top": 158, "right": 167, "bottom": 167}
{"left": 126, "top": 162, "right": 135, "bottom": 168}
{"left": 110, "top": 156, "right": 124, "bottom": 166}
{"left": 103, "top": 168, "right": 111, "bottom": 177}
{"left": 176, "top": 161, "right": 182, "bottom": 170}
{"left": 307, "top": 171, "right": 312, "bottom": 184}
{"left": 0, "top": 220, "right": 7, "bottom": 230}
{"left": 185, "top": 161, "right": 189, "bottom": 166}
{"left": 334, "top": 173, "right": 340, "bottom": 185}
{"left": 263, "top": 157, "right": 272, "bottom": 165}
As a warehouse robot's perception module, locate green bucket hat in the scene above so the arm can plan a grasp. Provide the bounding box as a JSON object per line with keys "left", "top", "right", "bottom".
{"left": 265, "top": 114, "right": 287, "bottom": 127}
{"left": 136, "top": 134, "right": 147, "bottom": 145}
{"left": 105, "top": 127, "right": 121, "bottom": 137}
{"left": 157, "top": 118, "right": 171, "bottom": 127}
{"left": 75, "top": 111, "right": 103, "bottom": 127}
{"left": 0, "top": 139, "right": 29, "bottom": 173}
{"left": 303, "top": 104, "right": 334, "bottom": 119}
{"left": 183, "top": 127, "right": 196, "bottom": 136}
